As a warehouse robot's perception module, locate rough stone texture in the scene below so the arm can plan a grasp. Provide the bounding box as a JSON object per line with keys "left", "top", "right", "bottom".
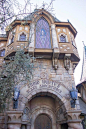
{"left": 0, "top": 60, "right": 81, "bottom": 129}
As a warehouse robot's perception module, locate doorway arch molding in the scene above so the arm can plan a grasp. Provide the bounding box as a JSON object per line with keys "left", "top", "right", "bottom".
{"left": 31, "top": 106, "right": 56, "bottom": 129}
{"left": 25, "top": 88, "right": 70, "bottom": 111}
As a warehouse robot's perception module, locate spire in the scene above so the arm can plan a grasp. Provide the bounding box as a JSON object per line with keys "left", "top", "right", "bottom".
{"left": 80, "top": 42, "right": 86, "bottom": 81}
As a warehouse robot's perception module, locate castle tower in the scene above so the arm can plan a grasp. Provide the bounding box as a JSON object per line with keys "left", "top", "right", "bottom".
{"left": 0, "top": 9, "right": 83, "bottom": 129}
{"left": 76, "top": 44, "right": 86, "bottom": 129}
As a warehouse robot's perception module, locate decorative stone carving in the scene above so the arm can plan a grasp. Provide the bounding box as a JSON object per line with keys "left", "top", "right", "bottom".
{"left": 72, "top": 63, "right": 77, "bottom": 72}
{"left": 52, "top": 57, "right": 58, "bottom": 70}
{"left": 68, "top": 122, "right": 83, "bottom": 129}
{"left": 64, "top": 54, "right": 71, "bottom": 70}
{"left": 29, "top": 23, "right": 35, "bottom": 53}
{"left": 66, "top": 110, "right": 83, "bottom": 129}
{"left": 7, "top": 111, "right": 23, "bottom": 129}
{"left": 22, "top": 107, "right": 30, "bottom": 122}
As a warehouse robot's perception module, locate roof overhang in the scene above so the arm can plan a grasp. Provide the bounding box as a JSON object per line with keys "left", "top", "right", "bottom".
{"left": 55, "top": 22, "right": 77, "bottom": 38}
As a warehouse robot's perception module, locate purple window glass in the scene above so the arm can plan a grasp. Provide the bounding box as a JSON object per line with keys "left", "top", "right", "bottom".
{"left": 0, "top": 49, "right": 5, "bottom": 57}
{"left": 60, "top": 35, "right": 66, "bottom": 42}
{"left": 19, "top": 33, "right": 26, "bottom": 41}
{"left": 35, "top": 17, "right": 51, "bottom": 49}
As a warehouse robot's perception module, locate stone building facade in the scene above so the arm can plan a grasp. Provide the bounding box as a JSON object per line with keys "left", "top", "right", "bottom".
{"left": 0, "top": 9, "right": 83, "bottom": 129}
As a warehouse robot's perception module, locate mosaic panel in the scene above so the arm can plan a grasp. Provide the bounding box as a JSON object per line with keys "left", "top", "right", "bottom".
{"left": 35, "top": 17, "right": 51, "bottom": 49}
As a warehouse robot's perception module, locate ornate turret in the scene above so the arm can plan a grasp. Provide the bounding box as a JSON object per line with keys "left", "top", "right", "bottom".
{"left": 76, "top": 43, "right": 86, "bottom": 129}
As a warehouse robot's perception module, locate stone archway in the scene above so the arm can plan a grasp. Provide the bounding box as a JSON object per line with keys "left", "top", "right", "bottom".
{"left": 34, "top": 114, "right": 52, "bottom": 129}
{"left": 25, "top": 92, "right": 67, "bottom": 129}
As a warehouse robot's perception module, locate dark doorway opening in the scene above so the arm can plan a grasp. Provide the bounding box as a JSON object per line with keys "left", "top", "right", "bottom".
{"left": 34, "top": 114, "right": 52, "bottom": 129}
{"left": 61, "top": 123, "right": 68, "bottom": 129}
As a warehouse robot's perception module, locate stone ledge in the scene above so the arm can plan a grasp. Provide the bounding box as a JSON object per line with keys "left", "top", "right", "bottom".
{"left": 67, "top": 119, "right": 81, "bottom": 123}
{"left": 6, "top": 110, "right": 23, "bottom": 114}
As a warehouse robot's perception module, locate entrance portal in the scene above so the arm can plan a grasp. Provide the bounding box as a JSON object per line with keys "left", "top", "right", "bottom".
{"left": 34, "top": 114, "right": 52, "bottom": 129}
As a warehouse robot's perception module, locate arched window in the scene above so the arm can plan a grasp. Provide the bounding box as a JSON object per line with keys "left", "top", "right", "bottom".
{"left": 60, "top": 35, "right": 66, "bottom": 42}
{"left": 0, "top": 49, "right": 5, "bottom": 57}
{"left": 35, "top": 17, "right": 51, "bottom": 49}
{"left": 19, "top": 33, "right": 26, "bottom": 41}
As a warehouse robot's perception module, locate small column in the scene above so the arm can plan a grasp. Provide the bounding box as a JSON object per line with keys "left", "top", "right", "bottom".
{"left": 7, "top": 110, "right": 23, "bottom": 129}
{"left": 51, "top": 24, "right": 59, "bottom": 69}
{"left": 8, "top": 124, "right": 21, "bottom": 129}
{"left": 28, "top": 23, "right": 35, "bottom": 54}
{"left": 66, "top": 110, "right": 83, "bottom": 129}
{"left": 27, "top": 123, "right": 31, "bottom": 129}
{"left": 51, "top": 24, "right": 59, "bottom": 49}
{"left": 68, "top": 122, "right": 83, "bottom": 129}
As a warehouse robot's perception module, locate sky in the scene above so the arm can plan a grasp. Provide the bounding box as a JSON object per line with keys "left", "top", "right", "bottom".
{"left": 27, "top": 0, "right": 86, "bottom": 85}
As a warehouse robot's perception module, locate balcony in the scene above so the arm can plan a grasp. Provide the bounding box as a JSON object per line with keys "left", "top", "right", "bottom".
{"left": 5, "top": 41, "right": 28, "bottom": 57}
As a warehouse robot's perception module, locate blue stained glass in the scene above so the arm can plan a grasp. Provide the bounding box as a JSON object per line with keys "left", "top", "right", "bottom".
{"left": 35, "top": 17, "right": 51, "bottom": 49}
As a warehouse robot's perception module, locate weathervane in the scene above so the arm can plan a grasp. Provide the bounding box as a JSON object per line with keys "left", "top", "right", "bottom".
{"left": 33, "top": 0, "right": 55, "bottom": 17}
{"left": 42, "top": 1, "right": 45, "bottom": 8}
{"left": 30, "top": 2, "right": 33, "bottom": 13}
{"left": 35, "top": 4, "right": 38, "bottom": 9}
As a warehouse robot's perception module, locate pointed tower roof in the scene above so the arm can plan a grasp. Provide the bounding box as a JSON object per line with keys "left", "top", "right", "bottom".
{"left": 80, "top": 44, "right": 86, "bottom": 82}
{"left": 77, "top": 43, "right": 86, "bottom": 87}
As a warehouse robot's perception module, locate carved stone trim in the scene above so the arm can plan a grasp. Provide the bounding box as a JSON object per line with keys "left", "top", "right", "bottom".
{"left": 52, "top": 57, "right": 58, "bottom": 70}
{"left": 64, "top": 54, "right": 71, "bottom": 71}
{"left": 28, "top": 23, "right": 35, "bottom": 54}
{"left": 51, "top": 24, "right": 59, "bottom": 49}
{"left": 7, "top": 111, "right": 23, "bottom": 124}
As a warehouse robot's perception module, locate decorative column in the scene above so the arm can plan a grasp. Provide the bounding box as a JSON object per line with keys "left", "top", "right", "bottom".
{"left": 51, "top": 24, "right": 59, "bottom": 49}
{"left": 66, "top": 110, "right": 83, "bottom": 129}
{"left": 28, "top": 23, "right": 35, "bottom": 55}
{"left": 27, "top": 122, "right": 31, "bottom": 129}
{"left": 51, "top": 24, "right": 59, "bottom": 69}
{"left": 7, "top": 110, "right": 23, "bottom": 129}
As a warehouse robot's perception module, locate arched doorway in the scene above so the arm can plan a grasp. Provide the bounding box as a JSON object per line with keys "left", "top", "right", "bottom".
{"left": 34, "top": 114, "right": 52, "bottom": 129}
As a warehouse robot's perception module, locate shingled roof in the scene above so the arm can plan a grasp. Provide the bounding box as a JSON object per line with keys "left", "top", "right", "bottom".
{"left": 77, "top": 44, "right": 86, "bottom": 87}
{"left": 23, "top": 9, "right": 61, "bottom": 22}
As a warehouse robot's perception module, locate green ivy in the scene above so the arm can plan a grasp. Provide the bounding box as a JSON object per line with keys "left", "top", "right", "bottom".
{"left": 0, "top": 50, "right": 35, "bottom": 112}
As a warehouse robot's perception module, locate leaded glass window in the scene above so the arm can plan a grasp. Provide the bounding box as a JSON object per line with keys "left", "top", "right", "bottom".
{"left": 35, "top": 17, "right": 51, "bottom": 49}
{"left": 19, "top": 33, "right": 26, "bottom": 41}
{"left": 60, "top": 35, "right": 66, "bottom": 42}
{"left": 0, "top": 49, "right": 5, "bottom": 57}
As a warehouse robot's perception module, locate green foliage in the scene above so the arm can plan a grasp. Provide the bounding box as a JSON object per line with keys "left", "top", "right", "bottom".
{"left": 0, "top": 50, "right": 35, "bottom": 112}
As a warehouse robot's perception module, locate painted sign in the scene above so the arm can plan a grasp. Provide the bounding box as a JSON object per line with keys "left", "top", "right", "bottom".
{"left": 27, "top": 79, "right": 69, "bottom": 97}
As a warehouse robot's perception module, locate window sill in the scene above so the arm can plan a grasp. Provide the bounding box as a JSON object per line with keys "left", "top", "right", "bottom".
{"left": 17, "top": 40, "right": 28, "bottom": 42}
{"left": 59, "top": 42, "right": 69, "bottom": 43}
{"left": 7, "top": 42, "right": 13, "bottom": 47}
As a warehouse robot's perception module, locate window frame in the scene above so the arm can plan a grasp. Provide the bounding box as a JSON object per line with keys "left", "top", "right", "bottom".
{"left": 35, "top": 17, "right": 51, "bottom": 49}
{"left": 59, "top": 33, "right": 68, "bottom": 43}
{"left": 0, "top": 49, "right": 5, "bottom": 57}
{"left": 18, "top": 32, "right": 27, "bottom": 41}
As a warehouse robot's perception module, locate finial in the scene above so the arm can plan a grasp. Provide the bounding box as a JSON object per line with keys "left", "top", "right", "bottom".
{"left": 82, "top": 41, "right": 85, "bottom": 47}
{"left": 42, "top": 1, "right": 45, "bottom": 8}
{"left": 35, "top": 4, "right": 38, "bottom": 9}
{"left": 67, "top": 19, "right": 69, "bottom": 22}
